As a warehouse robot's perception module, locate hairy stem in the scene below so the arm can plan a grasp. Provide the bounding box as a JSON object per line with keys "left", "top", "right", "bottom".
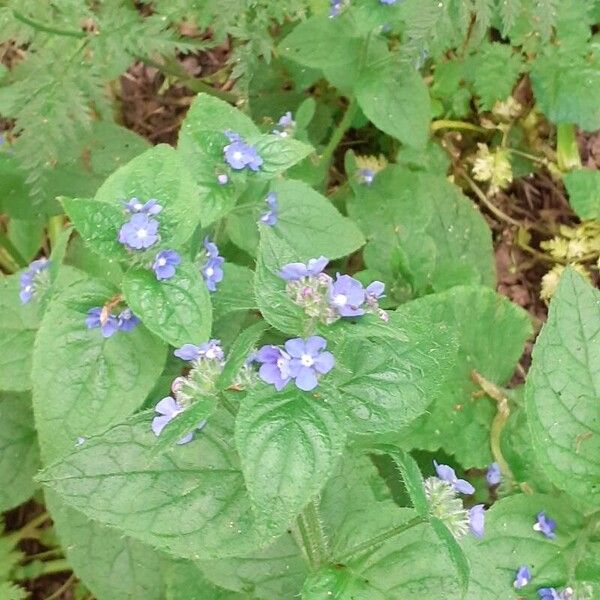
{"left": 12, "top": 10, "right": 87, "bottom": 38}
{"left": 337, "top": 516, "right": 426, "bottom": 563}
{"left": 556, "top": 124, "right": 581, "bottom": 171}
{"left": 295, "top": 500, "right": 329, "bottom": 571}
{"left": 431, "top": 119, "right": 487, "bottom": 134}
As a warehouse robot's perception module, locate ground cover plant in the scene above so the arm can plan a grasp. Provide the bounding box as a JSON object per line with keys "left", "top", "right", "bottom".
{"left": 1, "top": 0, "right": 600, "bottom": 598}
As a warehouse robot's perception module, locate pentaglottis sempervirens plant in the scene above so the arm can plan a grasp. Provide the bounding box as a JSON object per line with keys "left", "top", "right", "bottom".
{"left": 1, "top": 0, "right": 600, "bottom": 598}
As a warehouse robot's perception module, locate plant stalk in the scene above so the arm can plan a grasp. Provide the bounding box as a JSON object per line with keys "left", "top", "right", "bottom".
{"left": 12, "top": 10, "right": 87, "bottom": 38}
{"left": 295, "top": 500, "right": 329, "bottom": 571}
{"left": 556, "top": 124, "right": 581, "bottom": 171}
{"left": 320, "top": 97, "right": 358, "bottom": 166}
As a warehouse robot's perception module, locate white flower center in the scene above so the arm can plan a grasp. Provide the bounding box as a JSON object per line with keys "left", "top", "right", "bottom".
{"left": 137, "top": 228, "right": 148, "bottom": 238}
{"left": 205, "top": 347, "right": 219, "bottom": 359}
{"left": 205, "top": 267, "right": 214, "bottom": 277}
{"left": 277, "top": 357, "right": 290, "bottom": 378}
{"left": 157, "top": 258, "right": 167, "bottom": 266}
{"left": 233, "top": 151, "right": 243, "bottom": 161}
{"left": 300, "top": 354, "right": 314, "bottom": 367}
{"left": 134, "top": 203, "right": 143, "bottom": 211}
{"left": 333, "top": 293, "right": 348, "bottom": 306}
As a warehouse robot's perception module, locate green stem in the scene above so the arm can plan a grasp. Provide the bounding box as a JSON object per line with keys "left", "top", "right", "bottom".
{"left": 0, "top": 231, "right": 27, "bottom": 268}
{"left": 47, "top": 215, "right": 65, "bottom": 249}
{"left": 507, "top": 148, "right": 550, "bottom": 166}
{"left": 6, "top": 512, "right": 49, "bottom": 545}
{"left": 337, "top": 516, "right": 426, "bottom": 563}
{"left": 295, "top": 500, "right": 329, "bottom": 571}
{"left": 14, "top": 559, "right": 72, "bottom": 581}
{"left": 320, "top": 97, "right": 358, "bottom": 165}
{"left": 556, "top": 123, "right": 581, "bottom": 171}
{"left": 12, "top": 10, "right": 86, "bottom": 38}
{"left": 40, "top": 574, "right": 75, "bottom": 600}
{"left": 431, "top": 119, "right": 487, "bottom": 134}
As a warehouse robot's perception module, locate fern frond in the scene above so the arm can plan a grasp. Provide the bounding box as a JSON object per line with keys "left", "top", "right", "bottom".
{"left": 532, "top": 0, "right": 559, "bottom": 41}
{"left": 496, "top": 0, "right": 523, "bottom": 35}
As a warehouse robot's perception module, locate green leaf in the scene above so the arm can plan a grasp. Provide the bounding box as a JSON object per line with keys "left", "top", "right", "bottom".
{"left": 0, "top": 274, "right": 39, "bottom": 392}
{"left": 39, "top": 410, "right": 268, "bottom": 560}
{"left": 7, "top": 218, "right": 44, "bottom": 263}
{"left": 253, "top": 136, "right": 313, "bottom": 177}
{"left": 212, "top": 263, "right": 257, "bottom": 322}
{"left": 347, "top": 167, "right": 495, "bottom": 295}
{"left": 525, "top": 268, "right": 600, "bottom": 504}
{"left": 356, "top": 60, "right": 431, "bottom": 150}
{"left": 62, "top": 197, "right": 128, "bottom": 260}
{"left": 331, "top": 311, "right": 456, "bottom": 434}
{"left": 94, "top": 144, "right": 202, "bottom": 247}
{"left": 32, "top": 271, "right": 167, "bottom": 461}
{"left": 166, "top": 559, "right": 245, "bottom": 600}
{"left": 235, "top": 385, "right": 347, "bottom": 532}
{"left": 123, "top": 259, "right": 212, "bottom": 348}
{"left": 393, "top": 286, "right": 532, "bottom": 467}
{"left": 563, "top": 168, "right": 600, "bottom": 220}
{"left": 0, "top": 393, "right": 39, "bottom": 511}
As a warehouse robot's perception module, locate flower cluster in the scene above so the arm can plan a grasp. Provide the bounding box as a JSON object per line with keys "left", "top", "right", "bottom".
{"left": 118, "top": 199, "right": 164, "bottom": 251}
{"left": 223, "top": 130, "right": 263, "bottom": 171}
{"left": 425, "top": 462, "right": 484, "bottom": 540}
{"left": 273, "top": 112, "right": 295, "bottom": 137}
{"left": 201, "top": 237, "right": 224, "bottom": 292}
{"left": 254, "top": 336, "right": 334, "bottom": 392}
{"left": 258, "top": 192, "right": 278, "bottom": 226}
{"left": 280, "top": 256, "right": 387, "bottom": 325}
{"left": 19, "top": 258, "right": 50, "bottom": 304}
{"left": 472, "top": 143, "right": 513, "bottom": 195}
{"left": 86, "top": 306, "right": 139, "bottom": 338}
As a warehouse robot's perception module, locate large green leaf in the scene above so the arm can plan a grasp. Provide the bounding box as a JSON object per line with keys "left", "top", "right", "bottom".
{"left": 347, "top": 166, "right": 495, "bottom": 295}
{"left": 526, "top": 268, "right": 600, "bottom": 504}
{"left": 235, "top": 385, "right": 347, "bottom": 532}
{"left": 166, "top": 560, "right": 246, "bottom": 599}
{"left": 32, "top": 271, "right": 167, "bottom": 461}
{"left": 393, "top": 286, "right": 532, "bottom": 467}
{"left": 0, "top": 274, "right": 39, "bottom": 392}
{"left": 212, "top": 263, "right": 257, "bottom": 322}
{"left": 563, "top": 169, "right": 600, "bottom": 220}
{"left": 123, "top": 259, "right": 212, "bottom": 348}
{"left": 0, "top": 393, "right": 39, "bottom": 511}
{"left": 39, "top": 411, "right": 272, "bottom": 560}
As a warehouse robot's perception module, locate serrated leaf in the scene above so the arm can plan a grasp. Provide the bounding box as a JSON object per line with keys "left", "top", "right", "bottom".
{"left": 253, "top": 135, "right": 313, "bottom": 177}
{"left": 356, "top": 60, "right": 431, "bottom": 150}
{"left": 0, "top": 393, "right": 39, "bottom": 511}
{"left": 39, "top": 411, "right": 270, "bottom": 560}
{"left": 235, "top": 385, "right": 347, "bottom": 532}
{"left": 525, "top": 268, "right": 600, "bottom": 504}
{"left": 123, "top": 260, "right": 212, "bottom": 348}
{"left": 0, "top": 274, "right": 39, "bottom": 392}
{"left": 32, "top": 271, "right": 167, "bottom": 461}
{"left": 563, "top": 168, "right": 600, "bottom": 220}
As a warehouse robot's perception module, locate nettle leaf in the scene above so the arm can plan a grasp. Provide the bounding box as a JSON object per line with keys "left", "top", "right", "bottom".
{"left": 0, "top": 393, "right": 40, "bottom": 511}
{"left": 197, "top": 532, "right": 306, "bottom": 599}
{"left": 347, "top": 166, "right": 495, "bottom": 295}
{"left": 0, "top": 274, "right": 40, "bottom": 392}
{"left": 39, "top": 411, "right": 273, "bottom": 560}
{"left": 563, "top": 169, "right": 600, "bottom": 220}
{"left": 394, "top": 286, "right": 532, "bottom": 467}
{"left": 356, "top": 58, "right": 431, "bottom": 149}
{"left": 32, "top": 271, "right": 167, "bottom": 461}
{"left": 93, "top": 143, "right": 201, "bottom": 247}
{"left": 235, "top": 385, "right": 347, "bottom": 532}
{"left": 123, "top": 259, "right": 212, "bottom": 348}
{"left": 212, "top": 263, "right": 257, "bottom": 322}
{"left": 331, "top": 310, "right": 457, "bottom": 434}
{"left": 526, "top": 269, "right": 600, "bottom": 504}
{"left": 253, "top": 135, "right": 313, "bottom": 178}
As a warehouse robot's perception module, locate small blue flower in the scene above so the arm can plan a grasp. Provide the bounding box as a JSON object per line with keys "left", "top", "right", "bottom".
{"left": 223, "top": 130, "right": 263, "bottom": 171}
{"left": 359, "top": 168, "right": 375, "bottom": 185}
{"left": 118, "top": 213, "right": 159, "bottom": 250}
{"left": 468, "top": 504, "right": 485, "bottom": 538}
{"left": 279, "top": 256, "right": 329, "bottom": 281}
{"left": 204, "top": 237, "right": 220, "bottom": 259}
{"left": 486, "top": 462, "right": 501, "bottom": 486}
{"left": 217, "top": 173, "right": 229, "bottom": 185}
{"left": 123, "top": 198, "right": 163, "bottom": 216}
{"left": 433, "top": 461, "right": 475, "bottom": 495}
{"left": 259, "top": 192, "right": 278, "bottom": 226}
{"left": 513, "top": 566, "right": 532, "bottom": 590}
{"left": 273, "top": 112, "right": 295, "bottom": 136}
{"left": 533, "top": 512, "right": 556, "bottom": 539}
{"left": 19, "top": 258, "right": 50, "bottom": 304}
{"left": 286, "top": 336, "right": 335, "bottom": 392}
{"left": 380, "top": 0, "right": 398, "bottom": 4}
{"left": 201, "top": 238, "right": 224, "bottom": 292}
{"left": 329, "top": 274, "right": 366, "bottom": 317}
{"left": 151, "top": 396, "right": 207, "bottom": 445}
{"left": 366, "top": 280, "right": 385, "bottom": 300}
{"left": 329, "top": 0, "right": 343, "bottom": 17}
{"left": 86, "top": 307, "right": 120, "bottom": 338}
{"left": 117, "top": 308, "right": 139, "bottom": 332}
{"left": 174, "top": 339, "right": 224, "bottom": 362}
{"left": 255, "top": 345, "right": 293, "bottom": 391}
{"left": 538, "top": 588, "right": 573, "bottom": 600}
{"left": 152, "top": 249, "right": 181, "bottom": 281}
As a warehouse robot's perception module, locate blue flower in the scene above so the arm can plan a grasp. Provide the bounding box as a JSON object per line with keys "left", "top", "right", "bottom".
{"left": 259, "top": 192, "right": 278, "bottom": 226}
{"left": 19, "top": 258, "right": 50, "bottom": 304}
{"left": 366, "top": 280, "right": 385, "bottom": 300}
{"left": 533, "top": 511, "right": 556, "bottom": 539}
{"left": 255, "top": 345, "right": 293, "bottom": 391}
{"left": 86, "top": 307, "right": 120, "bottom": 338}
{"left": 468, "top": 504, "right": 485, "bottom": 538}
{"left": 329, "top": 0, "right": 343, "bottom": 17}
{"left": 223, "top": 130, "right": 263, "bottom": 171}
{"left": 433, "top": 461, "right": 475, "bottom": 495}
{"left": 538, "top": 588, "right": 573, "bottom": 600}
{"left": 174, "top": 339, "right": 224, "bottom": 362}
{"left": 513, "top": 566, "right": 532, "bottom": 589}
{"left": 273, "top": 112, "right": 295, "bottom": 136}
{"left": 359, "top": 168, "right": 375, "bottom": 185}
{"left": 486, "top": 462, "right": 501, "bottom": 486}
{"left": 151, "top": 396, "right": 207, "bottom": 445}
{"left": 286, "top": 336, "right": 335, "bottom": 391}
{"left": 123, "top": 198, "right": 162, "bottom": 216}
{"left": 328, "top": 274, "right": 366, "bottom": 317}
{"left": 217, "top": 173, "right": 229, "bottom": 185}
{"left": 117, "top": 308, "right": 139, "bottom": 332}
{"left": 152, "top": 249, "right": 181, "bottom": 281}
{"left": 118, "top": 213, "right": 159, "bottom": 250}
{"left": 380, "top": 0, "right": 398, "bottom": 4}
{"left": 279, "top": 256, "right": 329, "bottom": 281}
{"left": 201, "top": 238, "right": 224, "bottom": 292}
